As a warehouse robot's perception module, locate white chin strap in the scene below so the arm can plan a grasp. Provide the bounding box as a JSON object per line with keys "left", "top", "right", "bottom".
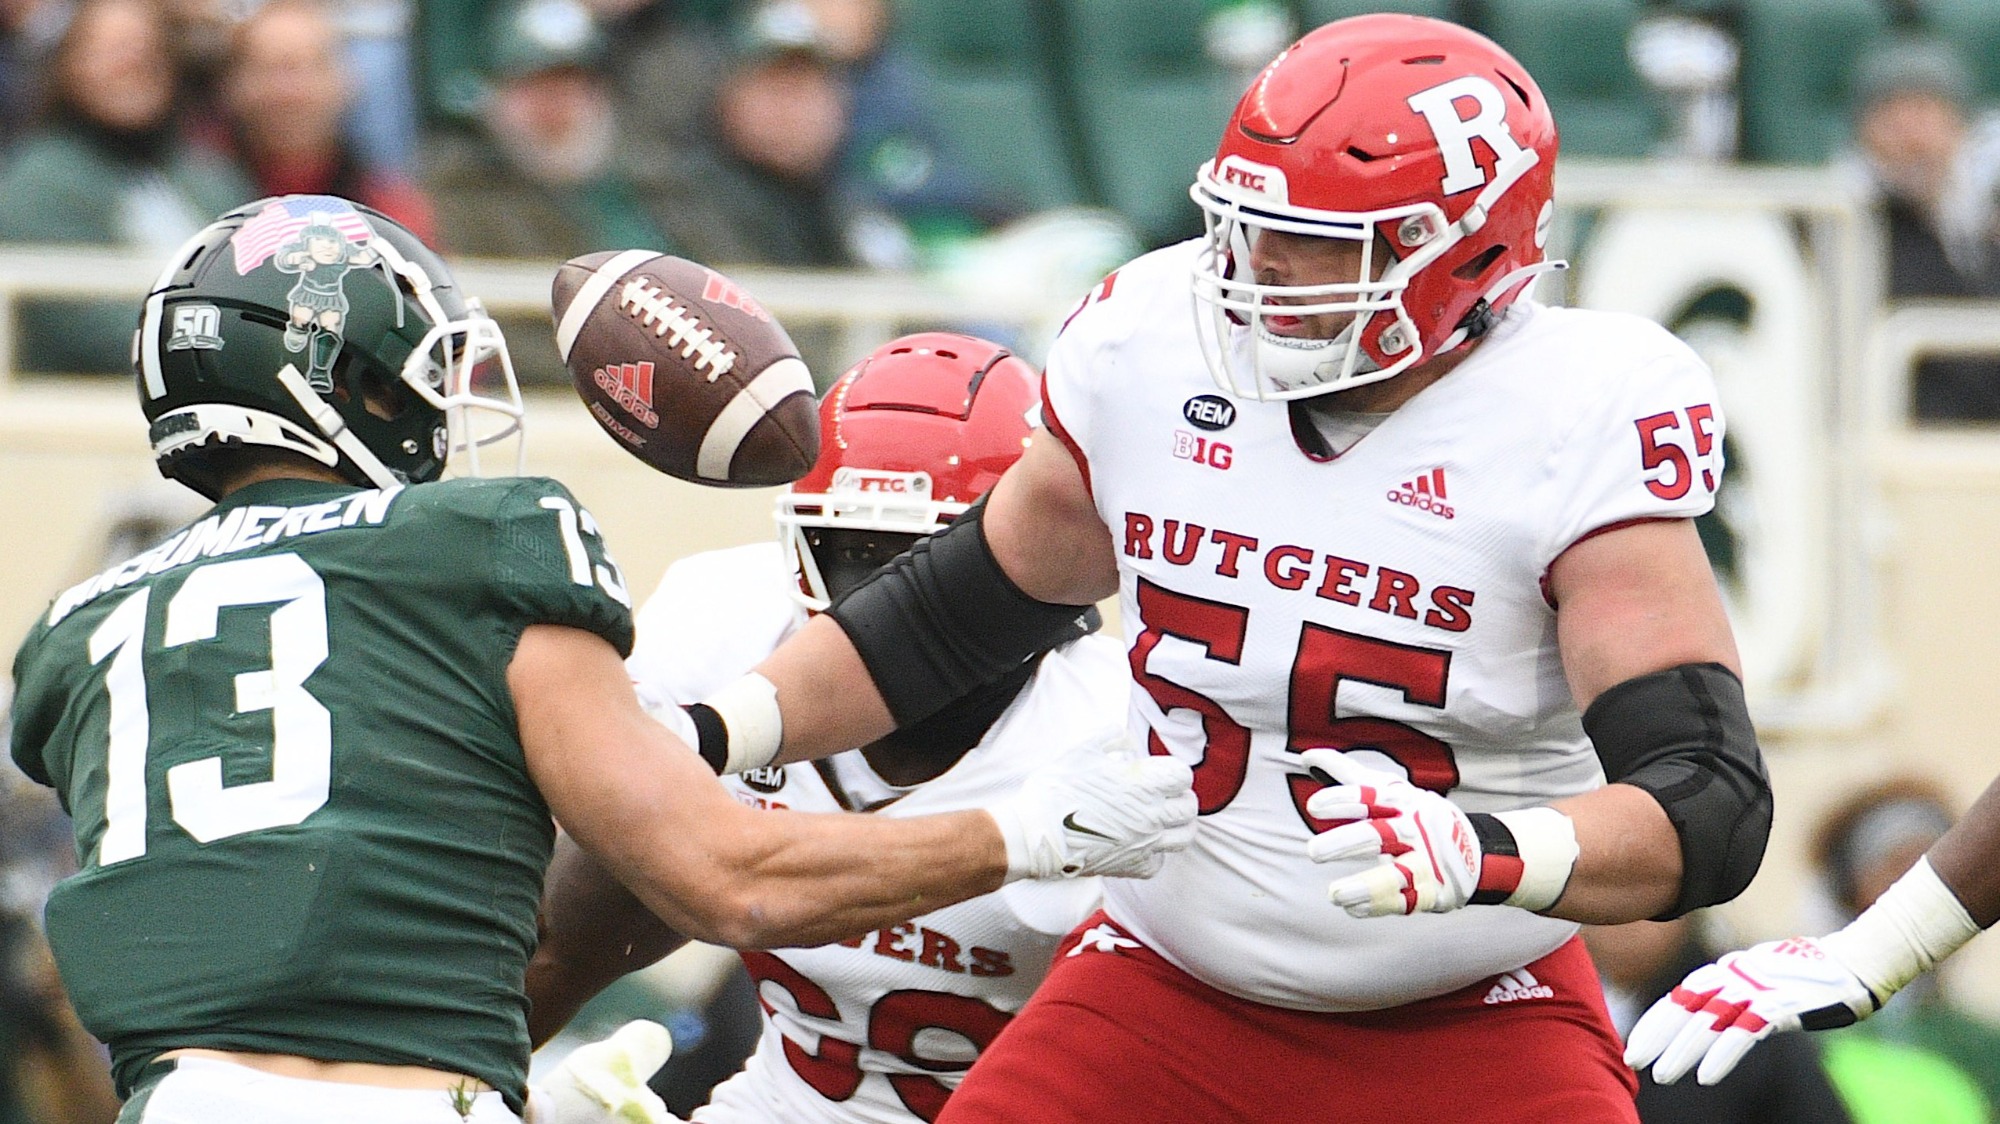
{"left": 277, "top": 363, "right": 405, "bottom": 489}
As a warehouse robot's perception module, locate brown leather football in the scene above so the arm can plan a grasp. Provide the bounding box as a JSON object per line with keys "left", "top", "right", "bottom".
{"left": 553, "top": 250, "right": 818, "bottom": 487}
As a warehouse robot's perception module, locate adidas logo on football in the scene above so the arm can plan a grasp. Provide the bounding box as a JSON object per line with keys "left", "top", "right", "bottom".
{"left": 1483, "top": 969, "right": 1554, "bottom": 1005}
{"left": 594, "top": 361, "right": 660, "bottom": 429}
{"left": 1386, "top": 467, "right": 1455, "bottom": 519}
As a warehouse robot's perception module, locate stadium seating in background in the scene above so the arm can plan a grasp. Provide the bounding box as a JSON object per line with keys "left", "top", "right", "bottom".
{"left": 1652, "top": 0, "right": 1737, "bottom": 17}
{"left": 1479, "top": 0, "right": 1660, "bottom": 158}
{"left": 1911, "top": 0, "right": 2000, "bottom": 104}
{"left": 1293, "top": 0, "right": 1456, "bottom": 24}
{"left": 886, "top": 0, "right": 1092, "bottom": 218}
{"left": 1736, "top": 0, "right": 1889, "bottom": 164}
{"left": 1054, "top": 0, "right": 1243, "bottom": 247}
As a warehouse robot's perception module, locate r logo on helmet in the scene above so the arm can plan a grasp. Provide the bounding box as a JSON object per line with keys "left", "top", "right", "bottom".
{"left": 1406, "top": 76, "right": 1529, "bottom": 195}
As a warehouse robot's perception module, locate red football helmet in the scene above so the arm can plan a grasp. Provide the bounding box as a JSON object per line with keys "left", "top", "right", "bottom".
{"left": 775, "top": 332, "right": 1039, "bottom": 610}
{"left": 1189, "top": 14, "right": 1562, "bottom": 401}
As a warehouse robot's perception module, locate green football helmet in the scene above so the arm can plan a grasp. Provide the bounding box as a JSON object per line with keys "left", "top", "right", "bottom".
{"left": 135, "top": 195, "right": 524, "bottom": 498}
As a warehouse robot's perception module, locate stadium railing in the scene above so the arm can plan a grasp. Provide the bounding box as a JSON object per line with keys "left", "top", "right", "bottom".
{"left": 5, "top": 161, "right": 1999, "bottom": 740}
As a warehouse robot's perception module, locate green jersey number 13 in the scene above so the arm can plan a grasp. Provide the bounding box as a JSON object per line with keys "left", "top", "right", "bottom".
{"left": 87, "top": 553, "right": 331, "bottom": 866}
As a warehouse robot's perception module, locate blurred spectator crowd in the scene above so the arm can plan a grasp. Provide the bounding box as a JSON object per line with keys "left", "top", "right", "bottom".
{"left": 0, "top": 0, "right": 1998, "bottom": 400}
{"left": 0, "top": 0, "right": 1156, "bottom": 382}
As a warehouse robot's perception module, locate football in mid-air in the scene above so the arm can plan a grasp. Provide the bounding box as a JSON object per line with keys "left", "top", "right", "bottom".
{"left": 553, "top": 250, "right": 818, "bottom": 487}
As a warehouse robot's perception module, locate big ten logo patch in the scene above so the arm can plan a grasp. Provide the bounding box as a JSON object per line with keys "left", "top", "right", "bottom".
{"left": 1172, "top": 430, "right": 1233, "bottom": 470}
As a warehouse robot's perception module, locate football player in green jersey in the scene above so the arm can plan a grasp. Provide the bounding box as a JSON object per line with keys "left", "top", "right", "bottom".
{"left": 6, "top": 196, "right": 1197, "bottom": 1124}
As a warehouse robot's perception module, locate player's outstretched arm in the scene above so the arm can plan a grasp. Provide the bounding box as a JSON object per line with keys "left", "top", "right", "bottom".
{"left": 740, "top": 429, "right": 1119, "bottom": 771}
{"left": 513, "top": 624, "right": 1193, "bottom": 949}
{"left": 1626, "top": 774, "right": 2000, "bottom": 1086}
{"left": 1926, "top": 773, "right": 2000, "bottom": 930}
{"left": 526, "top": 834, "right": 687, "bottom": 1046}
{"left": 514, "top": 623, "right": 1005, "bottom": 948}
{"left": 1303, "top": 520, "right": 1769, "bottom": 924}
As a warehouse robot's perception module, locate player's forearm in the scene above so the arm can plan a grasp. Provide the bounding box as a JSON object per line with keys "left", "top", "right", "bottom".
{"left": 755, "top": 613, "right": 898, "bottom": 765}
{"left": 1543, "top": 783, "right": 1682, "bottom": 923}
{"left": 1925, "top": 774, "right": 2000, "bottom": 928}
{"left": 637, "top": 807, "right": 1010, "bottom": 949}
{"left": 527, "top": 834, "right": 687, "bottom": 1046}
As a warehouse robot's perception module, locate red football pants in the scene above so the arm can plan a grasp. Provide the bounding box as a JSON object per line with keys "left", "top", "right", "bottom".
{"left": 937, "top": 912, "right": 1639, "bottom": 1124}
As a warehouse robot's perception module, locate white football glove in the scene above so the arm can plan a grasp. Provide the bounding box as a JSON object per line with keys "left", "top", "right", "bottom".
{"left": 1300, "top": 748, "right": 1577, "bottom": 918}
{"left": 988, "top": 738, "right": 1197, "bottom": 881}
{"left": 526, "top": 1020, "right": 682, "bottom": 1124}
{"left": 1626, "top": 856, "right": 1982, "bottom": 1087}
{"left": 1622, "top": 936, "right": 1875, "bottom": 1087}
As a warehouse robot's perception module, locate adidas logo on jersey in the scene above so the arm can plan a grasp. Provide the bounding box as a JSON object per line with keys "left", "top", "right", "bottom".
{"left": 1483, "top": 969, "right": 1554, "bottom": 1005}
{"left": 1386, "top": 467, "right": 1454, "bottom": 519}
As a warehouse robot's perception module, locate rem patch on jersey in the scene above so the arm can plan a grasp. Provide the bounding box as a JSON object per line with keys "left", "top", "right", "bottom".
{"left": 741, "top": 766, "right": 786, "bottom": 794}
{"left": 1183, "top": 394, "right": 1236, "bottom": 431}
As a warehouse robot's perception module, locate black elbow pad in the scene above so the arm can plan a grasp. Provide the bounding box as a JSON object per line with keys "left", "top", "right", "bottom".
{"left": 826, "top": 498, "right": 1099, "bottom": 728}
{"left": 1583, "top": 662, "right": 1773, "bottom": 919}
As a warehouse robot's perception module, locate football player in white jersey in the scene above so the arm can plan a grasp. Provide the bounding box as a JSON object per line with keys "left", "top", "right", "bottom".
{"left": 528, "top": 334, "right": 1131, "bottom": 1123}
{"left": 666, "top": 14, "right": 1775, "bottom": 1123}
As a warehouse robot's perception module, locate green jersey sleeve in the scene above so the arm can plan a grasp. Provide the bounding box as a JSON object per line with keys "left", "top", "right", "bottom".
{"left": 10, "top": 626, "right": 57, "bottom": 788}
{"left": 479, "top": 477, "right": 636, "bottom": 658}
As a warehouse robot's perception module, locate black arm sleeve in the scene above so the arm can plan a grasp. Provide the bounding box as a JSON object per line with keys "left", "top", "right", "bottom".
{"left": 824, "top": 497, "right": 1100, "bottom": 728}
{"left": 1583, "top": 662, "right": 1773, "bottom": 920}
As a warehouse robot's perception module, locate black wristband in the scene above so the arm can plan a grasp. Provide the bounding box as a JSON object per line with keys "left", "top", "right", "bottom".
{"left": 684, "top": 703, "right": 729, "bottom": 774}
{"left": 1466, "top": 812, "right": 1520, "bottom": 906}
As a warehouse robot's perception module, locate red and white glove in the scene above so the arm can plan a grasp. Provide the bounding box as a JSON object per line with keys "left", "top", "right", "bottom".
{"left": 1622, "top": 936, "right": 1876, "bottom": 1087}
{"left": 1300, "top": 748, "right": 1577, "bottom": 918}
{"left": 1625, "top": 856, "right": 1981, "bottom": 1086}
{"left": 526, "top": 1020, "right": 683, "bottom": 1124}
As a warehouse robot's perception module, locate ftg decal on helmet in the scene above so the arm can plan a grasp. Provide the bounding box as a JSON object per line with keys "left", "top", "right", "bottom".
{"left": 1189, "top": 14, "right": 1566, "bottom": 402}
{"left": 775, "top": 332, "right": 1039, "bottom": 611}
{"left": 137, "top": 194, "right": 525, "bottom": 498}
